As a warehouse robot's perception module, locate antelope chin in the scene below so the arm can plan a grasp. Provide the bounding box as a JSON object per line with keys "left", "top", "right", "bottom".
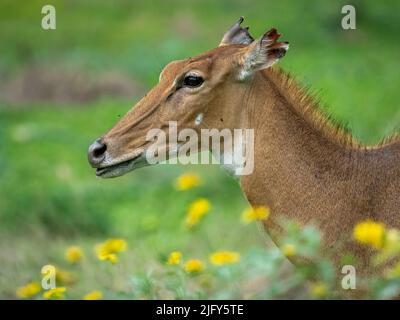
{"left": 95, "top": 153, "right": 148, "bottom": 178}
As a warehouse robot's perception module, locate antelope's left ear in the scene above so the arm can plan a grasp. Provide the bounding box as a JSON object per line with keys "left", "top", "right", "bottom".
{"left": 237, "top": 28, "right": 289, "bottom": 80}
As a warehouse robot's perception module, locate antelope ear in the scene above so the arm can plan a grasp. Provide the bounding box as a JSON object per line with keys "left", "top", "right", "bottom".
{"left": 219, "top": 17, "right": 254, "bottom": 46}
{"left": 237, "top": 28, "right": 289, "bottom": 80}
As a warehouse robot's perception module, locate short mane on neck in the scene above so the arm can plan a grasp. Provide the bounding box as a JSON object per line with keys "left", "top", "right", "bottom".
{"left": 263, "top": 67, "right": 399, "bottom": 150}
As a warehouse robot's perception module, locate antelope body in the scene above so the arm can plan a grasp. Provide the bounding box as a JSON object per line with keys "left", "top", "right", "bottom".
{"left": 88, "top": 18, "right": 400, "bottom": 273}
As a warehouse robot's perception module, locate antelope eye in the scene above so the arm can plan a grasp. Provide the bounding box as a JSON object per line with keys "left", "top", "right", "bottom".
{"left": 183, "top": 74, "right": 204, "bottom": 88}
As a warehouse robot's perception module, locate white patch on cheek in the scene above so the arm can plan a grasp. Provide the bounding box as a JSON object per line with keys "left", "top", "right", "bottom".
{"left": 194, "top": 113, "right": 203, "bottom": 126}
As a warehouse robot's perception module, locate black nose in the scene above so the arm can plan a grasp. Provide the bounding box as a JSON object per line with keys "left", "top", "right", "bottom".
{"left": 88, "top": 139, "right": 107, "bottom": 167}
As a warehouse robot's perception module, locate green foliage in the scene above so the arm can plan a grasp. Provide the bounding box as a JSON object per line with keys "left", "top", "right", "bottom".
{"left": 11, "top": 221, "right": 398, "bottom": 300}
{"left": 1, "top": 0, "right": 400, "bottom": 299}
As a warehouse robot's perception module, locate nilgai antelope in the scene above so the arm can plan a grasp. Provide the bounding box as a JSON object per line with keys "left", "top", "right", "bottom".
{"left": 88, "top": 18, "right": 400, "bottom": 273}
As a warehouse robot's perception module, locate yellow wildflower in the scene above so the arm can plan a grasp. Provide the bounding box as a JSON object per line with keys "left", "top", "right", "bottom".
{"left": 101, "top": 238, "right": 127, "bottom": 252}
{"left": 167, "top": 251, "right": 182, "bottom": 265}
{"left": 55, "top": 268, "right": 76, "bottom": 285}
{"left": 309, "top": 282, "right": 328, "bottom": 298}
{"left": 16, "top": 282, "right": 41, "bottom": 299}
{"left": 353, "top": 220, "right": 385, "bottom": 249}
{"left": 282, "top": 243, "right": 296, "bottom": 257}
{"left": 385, "top": 228, "right": 400, "bottom": 248}
{"left": 96, "top": 238, "right": 127, "bottom": 264}
{"left": 184, "top": 259, "right": 205, "bottom": 273}
{"left": 209, "top": 251, "right": 240, "bottom": 266}
{"left": 83, "top": 291, "right": 103, "bottom": 300}
{"left": 241, "top": 206, "right": 270, "bottom": 224}
{"left": 175, "top": 173, "right": 201, "bottom": 190}
{"left": 185, "top": 198, "right": 211, "bottom": 228}
{"left": 65, "top": 246, "right": 84, "bottom": 264}
{"left": 373, "top": 228, "right": 400, "bottom": 266}
{"left": 99, "top": 252, "right": 118, "bottom": 263}
{"left": 43, "top": 287, "right": 66, "bottom": 300}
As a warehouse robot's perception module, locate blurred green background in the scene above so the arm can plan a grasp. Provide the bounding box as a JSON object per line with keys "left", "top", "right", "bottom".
{"left": 0, "top": 0, "right": 399, "bottom": 299}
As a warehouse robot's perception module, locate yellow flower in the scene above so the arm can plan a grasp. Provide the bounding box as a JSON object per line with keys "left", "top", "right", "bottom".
{"left": 372, "top": 228, "right": 400, "bottom": 266}
{"left": 43, "top": 287, "right": 66, "bottom": 300}
{"left": 83, "top": 291, "right": 103, "bottom": 300}
{"left": 102, "top": 239, "right": 127, "bottom": 252}
{"left": 167, "top": 251, "right": 182, "bottom": 265}
{"left": 385, "top": 228, "right": 400, "bottom": 248}
{"left": 96, "top": 238, "right": 127, "bottom": 264}
{"left": 209, "top": 251, "right": 240, "bottom": 266}
{"left": 55, "top": 268, "right": 76, "bottom": 285}
{"left": 99, "top": 252, "right": 119, "bottom": 263}
{"left": 353, "top": 220, "right": 385, "bottom": 249}
{"left": 175, "top": 173, "right": 201, "bottom": 190}
{"left": 241, "top": 206, "right": 270, "bottom": 224}
{"left": 309, "top": 282, "right": 328, "bottom": 298}
{"left": 185, "top": 198, "right": 211, "bottom": 228}
{"left": 282, "top": 243, "right": 296, "bottom": 257}
{"left": 16, "top": 282, "right": 41, "bottom": 298}
{"left": 65, "top": 246, "right": 84, "bottom": 264}
{"left": 184, "top": 259, "right": 205, "bottom": 273}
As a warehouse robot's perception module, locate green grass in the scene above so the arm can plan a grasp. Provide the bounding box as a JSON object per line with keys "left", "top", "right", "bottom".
{"left": 0, "top": 100, "right": 266, "bottom": 298}
{"left": 0, "top": 0, "right": 399, "bottom": 299}
{"left": 1, "top": 0, "right": 399, "bottom": 142}
{"left": 0, "top": 100, "right": 249, "bottom": 235}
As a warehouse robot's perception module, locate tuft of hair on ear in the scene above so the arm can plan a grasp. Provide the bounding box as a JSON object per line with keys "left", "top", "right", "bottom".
{"left": 239, "top": 28, "right": 289, "bottom": 79}
{"left": 261, "top": 28, "right": 289, "bottom": 61}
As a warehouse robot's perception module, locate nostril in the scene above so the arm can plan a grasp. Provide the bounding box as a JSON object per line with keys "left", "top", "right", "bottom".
{"left": 88, "top": 139, "right": 107, "bottom": 166}
{"left": 93, "top": 142, "right": 107, "bottom": 158}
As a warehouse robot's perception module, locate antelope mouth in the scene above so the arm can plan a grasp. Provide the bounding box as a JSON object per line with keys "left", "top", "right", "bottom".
{"left": 95, "top": 153, "right": 148, "bottom": 178}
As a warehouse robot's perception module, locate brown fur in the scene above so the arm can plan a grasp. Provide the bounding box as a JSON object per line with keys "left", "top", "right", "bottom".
{"left": 90, "top": 28, "right": 400, "bottom": 275}
{"left": 240, "top": 67, "right": 400, "bottom": 273}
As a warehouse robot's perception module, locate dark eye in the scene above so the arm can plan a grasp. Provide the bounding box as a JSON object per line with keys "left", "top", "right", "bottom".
{"left": 183, "top": 75, "right": 204, "bottom": 88}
